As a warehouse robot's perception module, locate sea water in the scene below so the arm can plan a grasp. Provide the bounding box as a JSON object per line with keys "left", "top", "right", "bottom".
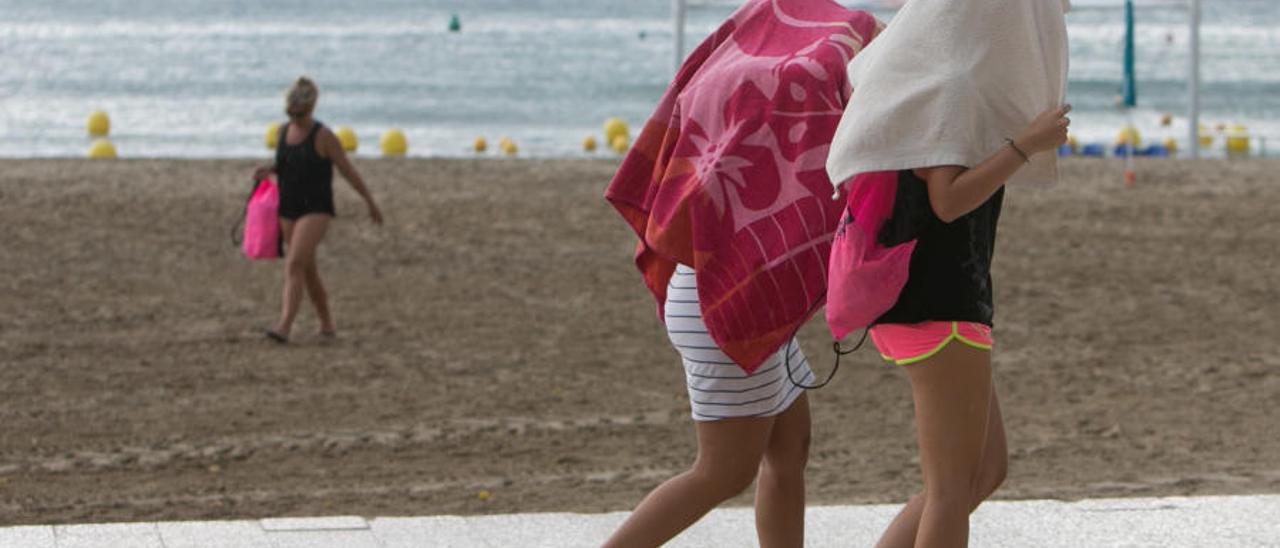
{"left": 1, "top": 0, "right": 1276, "bottom": 158}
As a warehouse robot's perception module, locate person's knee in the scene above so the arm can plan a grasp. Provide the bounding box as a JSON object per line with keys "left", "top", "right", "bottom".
{"left": 972, "top": 451, "right": 1007, "bottom": 505}
{"left": 285, "top": 254, "right": 313, "bottom": 276}
{"left": 762, "top": 432, "right": 810, "bottom": 481}
{"left": 691, "top": 458, "right": 759, "bottom": 500}
{"left": 303, "top": 263, "right": 323, "bottom": 286}
{"left": 923, "top": 481, "right": 974, "bottom": 512}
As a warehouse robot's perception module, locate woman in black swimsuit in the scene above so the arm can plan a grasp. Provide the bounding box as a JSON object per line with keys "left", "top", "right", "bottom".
{"left": 254, "top": 77, "right": 383, "bottom": 343}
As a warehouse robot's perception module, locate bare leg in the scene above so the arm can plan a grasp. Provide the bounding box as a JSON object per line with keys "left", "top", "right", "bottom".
{"left": 875, "top": 390, "right": 1006, "bottom": 548}
{"left": 272, "top": 214, "right": 330, "bottom": 338}
{"left": 265, "top": 218, "right": 296, "bottom": 340}
{"left": 603, "top": 415, "right": 777, "bottom": 548}
{"left": 754, "top": 393, "right": 810, "bottom": 548}
{"left": 304, "top": 261, "right": 335, "bottom": 334}
{"left": 892, "top": 342, "right": 995, "bottom": 548}
{"left": 278, "top": 218, "right": 296, "bottom": 262}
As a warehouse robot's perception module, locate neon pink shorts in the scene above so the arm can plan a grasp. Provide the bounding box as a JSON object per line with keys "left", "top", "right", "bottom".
{"left": 869, "top": 321, "right": 993, "bottom": 366}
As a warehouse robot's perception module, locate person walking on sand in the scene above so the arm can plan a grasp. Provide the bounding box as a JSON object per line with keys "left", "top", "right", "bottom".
{"left": 254, "top": 77, "right": 382, "bottom": 343}
{"left": 824, "top": 1, "right": 1071, "bottom": 546}
{"left": 602, "top": 2, "right": 882, "bottom": 546}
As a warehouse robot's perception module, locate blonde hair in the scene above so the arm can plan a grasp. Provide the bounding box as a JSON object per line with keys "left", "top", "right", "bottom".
{"left": 285, "top": 76, "right": 319, "bottom": 114}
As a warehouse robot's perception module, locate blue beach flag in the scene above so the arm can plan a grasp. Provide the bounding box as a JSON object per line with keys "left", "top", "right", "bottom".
{"left": 1122, "top": 0, "right": 1137, "bottom": 108}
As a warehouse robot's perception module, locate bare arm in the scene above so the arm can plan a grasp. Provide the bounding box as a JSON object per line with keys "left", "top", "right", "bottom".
{"left": 252, "top": 162, "right": 276, "bottom": 182}
{"left": 916, "top": 105, "right": 1072, "bottom": 223}
{"left": 318, "top": 129, "right": 384, "bottom": 225}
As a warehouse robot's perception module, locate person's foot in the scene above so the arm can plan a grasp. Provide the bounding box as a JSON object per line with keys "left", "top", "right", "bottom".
{"left": 319, "top": 329, "right": 337, "bottom": 341}
{"left": 263, "top": 328, "right": 289, "bottom": 344}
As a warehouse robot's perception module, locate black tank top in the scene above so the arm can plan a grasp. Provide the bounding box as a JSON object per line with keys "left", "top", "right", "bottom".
{"left": 874, "top": 170, "right": 1004, "bottom": 326}
{"left": 275, "top": 121, "right": 335, "bottom": 218}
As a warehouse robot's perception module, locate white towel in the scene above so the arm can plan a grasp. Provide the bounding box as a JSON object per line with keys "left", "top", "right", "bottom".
{"left": 826, "top": 0, "right": 1071, "bottom": 188}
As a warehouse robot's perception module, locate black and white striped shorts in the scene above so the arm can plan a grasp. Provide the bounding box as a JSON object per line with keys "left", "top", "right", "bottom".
{"left": 665, "top": 264, "right": 813, "bottom": 421}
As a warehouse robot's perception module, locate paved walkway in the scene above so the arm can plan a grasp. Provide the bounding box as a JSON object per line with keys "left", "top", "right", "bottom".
{"left": 2, "top": 495, "right": 1276, "bottom": 547}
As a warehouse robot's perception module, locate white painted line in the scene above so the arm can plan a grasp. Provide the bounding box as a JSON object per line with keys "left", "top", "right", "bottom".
{"left": 370, "top": 516, "right": 490, "bottom": 548}
{"left": 260, "top": 516, "right": 370, "bottom": 532}
{"left": 53, "top": 523, "right": 164, "bottom": 548}
{"left": 158, "top": 520, "right": 274, "bottom": 548}
{"left": 0, "top": 496, "right": 1273, "bottom": 547}
{"left": 0, "top": 526, "right": 55, "bottom": 548}
{"left": 797, "top": 504, "right": 902, "bottom": 548}
{"left": 458, "top": 511, "right": 631, "bottom": 548}
{"left": 265, "top": 530, "right": 384, "bottom": 548}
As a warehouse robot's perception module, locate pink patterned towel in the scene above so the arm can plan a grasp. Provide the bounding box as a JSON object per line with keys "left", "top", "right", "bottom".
{"left": 605, "top": 0, "right": 881, "bottom": 374}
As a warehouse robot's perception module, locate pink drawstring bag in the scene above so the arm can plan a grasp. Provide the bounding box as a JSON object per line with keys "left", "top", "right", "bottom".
{"left": 241, "top": 178, "right": 280, "bottom": 260}
{"left": 825, "top": 171, "right": 917, "bottom": 340}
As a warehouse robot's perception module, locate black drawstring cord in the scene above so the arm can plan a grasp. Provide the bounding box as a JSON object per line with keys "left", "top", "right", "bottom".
{"left": 834, "top": 328, "right": 869, "bottom": 358}
{"left": 784, "top": 291, "right": 870, "bottom": 390}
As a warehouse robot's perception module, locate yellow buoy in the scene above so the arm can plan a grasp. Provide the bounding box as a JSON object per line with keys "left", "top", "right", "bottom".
{"left": 87, "top": 139, "right": 116, "bottom": 159}
{"left": 380, "top": 129, "right": 408, "bottom": 156}
{"left": 87, "top": 110, "right": 111, "bottom": 137}
{"left": 611, "top": 134, "right": 630, "bottom": 154}
{"left": 604, "top": 117, "right": 630, "bottom": 146}
{"left": 500, "top": 138, "right": 518, "bottom": 156}
{"left": 265, "top": 122, "right": 280, "bottom": 149}
{"left": 1226, "top": 124, "right": 1250, "bottom": 154}
{"left": 1162, "top": 136, "right": 1179, "bottom": 154}
{"left": 1198, "top": 124, "right": 1214, "bottom": 148}
{"left": 583, "top": 136, "right": 597, "bottom": 152}
{"left": 335, "top": 126, "right": 358, "bottom": 152}
{"left": 1115, "top": 125, "right": 1142, "bottom": 147}
{"left": 473, "top": 136, "right": 488, "bottom": 153}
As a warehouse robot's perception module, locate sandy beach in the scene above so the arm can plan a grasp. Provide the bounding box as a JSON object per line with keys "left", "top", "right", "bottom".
{"left": 0, "top": 157, "right": 1277, "bottom": 526}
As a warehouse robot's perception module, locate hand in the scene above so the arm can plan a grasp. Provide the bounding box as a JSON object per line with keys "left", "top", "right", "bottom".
{"left": 252, "top": 165, "right": 274, "bottom": 183}
{"left": 1015, "top": 104, "right": 1072, "bottom": 156}
{"left": 367, "top": 202, "right": 384, "bottom": 226}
